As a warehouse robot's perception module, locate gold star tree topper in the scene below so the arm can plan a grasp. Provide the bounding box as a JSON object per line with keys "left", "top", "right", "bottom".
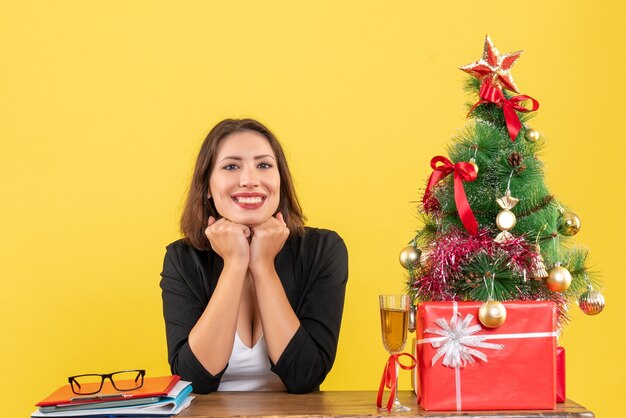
{"left": 460, "top": 35, "right": 523, "bottom": 93}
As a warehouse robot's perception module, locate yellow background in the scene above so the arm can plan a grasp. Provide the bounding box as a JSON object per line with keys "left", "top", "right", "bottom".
{"left": 2, "top": 1, "right": 624, "bottom": 417}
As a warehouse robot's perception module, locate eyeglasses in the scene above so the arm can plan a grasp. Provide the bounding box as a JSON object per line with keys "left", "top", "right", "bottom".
{"left": 68, "top": 370, "right": 145, "bottom": 395}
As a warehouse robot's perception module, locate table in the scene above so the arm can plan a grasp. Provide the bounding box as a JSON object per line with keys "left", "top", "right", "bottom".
{"left": 178, "top": 391, "right": 594, "bottom": 417}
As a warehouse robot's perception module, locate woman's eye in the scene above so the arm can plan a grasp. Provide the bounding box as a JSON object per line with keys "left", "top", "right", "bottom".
{"left": 223, "top": 164, "right": 239, "bottom": 170}
{"left": 258, "top": 162, "right": 273, "bottom": 169}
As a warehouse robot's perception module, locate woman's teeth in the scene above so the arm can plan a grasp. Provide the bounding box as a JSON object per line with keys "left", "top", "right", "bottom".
{"left": 235, "top": 196, "right": 263, "bottom": 204}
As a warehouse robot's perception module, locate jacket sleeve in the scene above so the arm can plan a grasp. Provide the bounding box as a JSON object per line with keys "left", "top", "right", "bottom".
{"left": 160, "top": 243, "right": 225, "bottom": 393}
{"left": 271, "top": 232, "right": 349, "bottom": 393}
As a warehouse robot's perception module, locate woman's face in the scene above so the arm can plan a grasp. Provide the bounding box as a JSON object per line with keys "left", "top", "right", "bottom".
{"left": 208, "top": 131, "right": 281, "bottom": 227}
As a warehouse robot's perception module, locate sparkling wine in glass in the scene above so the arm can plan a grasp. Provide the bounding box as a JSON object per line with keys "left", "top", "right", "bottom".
{"left": 379, "top": 294, "right": 410, "bottom": 412}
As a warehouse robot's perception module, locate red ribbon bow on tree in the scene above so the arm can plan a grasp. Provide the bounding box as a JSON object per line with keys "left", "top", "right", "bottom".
{"left": 423, "top": 156, "right": 478, "bottom": 235}
{"left": 376, "top": 353, "right": 416, "bottom": 412}
{"left": 470, "top": 80, "right": 539, "bottom": 142}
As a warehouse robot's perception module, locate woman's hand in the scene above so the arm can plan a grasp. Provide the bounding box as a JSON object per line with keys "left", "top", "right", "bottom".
{"left": 249, "top": 213, "right": 290, "bottom": 276}
{"left": 205, "top": 216, "right": 251, "bottom": 265}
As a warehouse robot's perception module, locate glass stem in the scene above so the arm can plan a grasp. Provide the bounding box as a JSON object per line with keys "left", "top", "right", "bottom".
{"left": 393, "top": 360, "right": 401, "bottom": 407}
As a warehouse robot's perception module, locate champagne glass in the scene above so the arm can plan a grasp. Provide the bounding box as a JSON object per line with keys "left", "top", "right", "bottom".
{"left": 379, "top": 294, "right": 410, "bottom": 412}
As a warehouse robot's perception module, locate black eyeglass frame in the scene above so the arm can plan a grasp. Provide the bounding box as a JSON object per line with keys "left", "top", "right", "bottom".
{"left": 68, "top": 369, "right": 146, "bottom": 395}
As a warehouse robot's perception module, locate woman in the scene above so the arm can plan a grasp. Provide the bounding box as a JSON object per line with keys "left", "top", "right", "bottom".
{"left": 160, "top": 118, "right": 348, "bottom": 394}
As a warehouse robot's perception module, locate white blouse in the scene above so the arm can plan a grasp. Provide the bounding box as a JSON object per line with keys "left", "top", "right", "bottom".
{"left": 217, "top": 333, "right": 287, "bottom": 391}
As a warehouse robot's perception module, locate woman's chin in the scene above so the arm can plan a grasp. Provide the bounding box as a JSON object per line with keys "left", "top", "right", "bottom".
{"left": 232, "top": 215, "right": 272, "bottom": 228}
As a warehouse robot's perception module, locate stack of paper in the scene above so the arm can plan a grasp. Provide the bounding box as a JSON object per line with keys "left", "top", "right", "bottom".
{"left": 31, "top": 376, "right": 193, "bottom": 417}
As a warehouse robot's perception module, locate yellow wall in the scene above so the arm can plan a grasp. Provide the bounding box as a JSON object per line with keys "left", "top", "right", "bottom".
{"left": 2, "top": 1, "right": 624, "bottom": 416}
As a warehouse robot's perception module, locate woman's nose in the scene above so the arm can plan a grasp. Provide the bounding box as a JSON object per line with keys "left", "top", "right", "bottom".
{"left": 238, "top": 166, "right": 260, "bottom": 187}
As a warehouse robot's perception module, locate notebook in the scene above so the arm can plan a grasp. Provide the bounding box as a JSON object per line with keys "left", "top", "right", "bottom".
{"left": 36, "top": 375, "right": 181, "bottom": 407}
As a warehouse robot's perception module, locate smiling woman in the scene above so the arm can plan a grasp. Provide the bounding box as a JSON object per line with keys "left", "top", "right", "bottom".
{"left": 160, "top": 119, "right": 349, "bottom": 394}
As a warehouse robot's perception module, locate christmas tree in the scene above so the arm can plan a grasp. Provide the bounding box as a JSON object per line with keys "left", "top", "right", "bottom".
{"left": 402, "top": 35, "right": 605, "bottom": 327}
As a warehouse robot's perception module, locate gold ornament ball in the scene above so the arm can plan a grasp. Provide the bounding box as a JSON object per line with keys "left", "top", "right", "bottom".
{"left": 546, "top": 264, "right": 572, "bottom": 292}
{"left": 496, "top": 210, "right": 517, "bottom": 231}
{"left": 478, "top": 300, "right": 507, "bottom": 328}
{"left": 558, "top": 211, "right": 581, "bottom": 236}
{"left": 399, "top": 246, "right": 421, "bottom": 269}
{"left": 525, "top": 129, "right": 541, "bottom": 142}
{"left": 579, "top": 290, "right": 605, "bottom": 315}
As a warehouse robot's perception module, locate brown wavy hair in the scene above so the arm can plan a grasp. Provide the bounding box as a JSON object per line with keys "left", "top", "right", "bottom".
{"left": 180, "top": 118, "right": 306, "bottom": 250}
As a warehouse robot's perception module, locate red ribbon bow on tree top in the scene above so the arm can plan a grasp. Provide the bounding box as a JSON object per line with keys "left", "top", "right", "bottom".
{"left": 470, "top": 80, "right": 539, "bottom": 142}
{"left": 423, "top": 156, "right": 478, "bottom": 235}
{"left": 377, "top": 353, "right": 416, "bottom": 412}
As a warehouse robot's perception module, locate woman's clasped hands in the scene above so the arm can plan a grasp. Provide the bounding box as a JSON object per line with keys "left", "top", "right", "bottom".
{"left": 205, "top": 212, "right": 290, "bottom": 276}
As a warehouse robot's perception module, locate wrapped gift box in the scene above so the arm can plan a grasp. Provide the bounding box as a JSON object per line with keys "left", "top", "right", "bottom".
{"left": 556, "top": 346, "right": 566, "bottom": 403}
{"left": 415, "top": 300, "right": 556, "bottom": 411}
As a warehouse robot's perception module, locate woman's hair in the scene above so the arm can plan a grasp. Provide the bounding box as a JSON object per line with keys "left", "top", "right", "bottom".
{"left": 180, "top": 118, "right": 306, "bottom": 250}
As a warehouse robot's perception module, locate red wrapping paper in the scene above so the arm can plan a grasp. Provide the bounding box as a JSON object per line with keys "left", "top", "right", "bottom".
{"left": 556, "top": 346, "right": 566, "bottom": 403}
{"left": 415, "top": 301, "right": 556, "bottom": 411}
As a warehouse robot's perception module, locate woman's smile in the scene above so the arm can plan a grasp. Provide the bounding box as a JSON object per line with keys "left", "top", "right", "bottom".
{"left": 232, "top": 192, "right": 267, "bottom": 209}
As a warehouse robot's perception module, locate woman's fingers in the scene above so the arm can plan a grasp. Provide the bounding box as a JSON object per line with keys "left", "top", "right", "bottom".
{"left": 204, "top": 217, "right": 252, "bottom": 263}
{"left": 249, "top": 215, "right": 290, "bottom": 273}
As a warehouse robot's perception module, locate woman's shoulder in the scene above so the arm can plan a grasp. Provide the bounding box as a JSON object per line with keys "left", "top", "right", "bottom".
{"left": 301, "top": 227, "right": 344, "bottom": 243}
{"left": 164, "top": 238, "right": 209, "bottom": 263}
{"left": 295, "top": 227, "right": 348, "bottom": 280}
{"left": 297, "top": 227, "right": 347, "bottom": 255}
{"left": 166, "top": 237, "right": 196, "bottom": 252}
{"left": 162, "top": 238, "right": 215, "bottom": 282}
